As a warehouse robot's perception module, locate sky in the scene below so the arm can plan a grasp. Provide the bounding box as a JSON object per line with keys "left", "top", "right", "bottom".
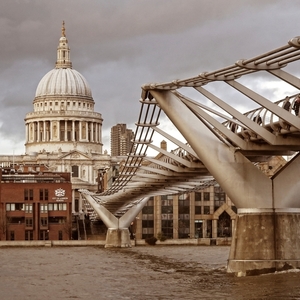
{"left": 0, "top": 0, "right": 300, "bottom": 155}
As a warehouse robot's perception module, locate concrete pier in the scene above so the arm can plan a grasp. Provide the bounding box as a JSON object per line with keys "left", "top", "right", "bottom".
{"left": 105, "top": 228, "right": 131, "bottom": 248}
{"left": 227, "top": 212, "right": 300, "bottom": 276}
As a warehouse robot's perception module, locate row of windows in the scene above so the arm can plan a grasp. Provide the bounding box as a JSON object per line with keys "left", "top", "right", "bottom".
{"left": 41, "top": 203, "right": 67, "bottom": 212}
{"left": 143, "top": 204, "right": 211, "bottom": 216}
{"left": 143, "top": 216, "right": 231, "bottom": 239}
{"left": 6, "top": 203, "right": 67, "bottom": 212}
{"left": 6, "top": 203, "right": 33, "bottom": 213}
{"left": 162, "top": 191, "right": 225, "bottom": 202}
{"left": 10, "top": 230, "right": 64, "bottom": 241}
{"left": 24, "top": 189, "right": 48, "bottom": 201}
{"left": 9, "top": 217, "right": 66, "bottom": 226}
{"left": 35, "top": 101, "right": 92, "bottom": 109}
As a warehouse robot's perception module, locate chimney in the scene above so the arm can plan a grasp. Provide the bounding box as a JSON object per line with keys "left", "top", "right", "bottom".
{"left": 160, "top": 140, "right": 167, "bottom": 151}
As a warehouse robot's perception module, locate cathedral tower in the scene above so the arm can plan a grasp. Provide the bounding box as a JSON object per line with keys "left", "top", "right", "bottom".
{"left": 25, "top": 22, "right": 103, "bottom": 155}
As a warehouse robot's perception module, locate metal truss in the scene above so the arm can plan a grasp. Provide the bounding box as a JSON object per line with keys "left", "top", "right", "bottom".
{"left": 81, "top": 36, "right": 300, "bottom": 217}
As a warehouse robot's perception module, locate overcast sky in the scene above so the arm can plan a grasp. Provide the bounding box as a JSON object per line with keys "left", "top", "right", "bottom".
{"left": 0, "top": 0, "right": 299, "bottom": 155}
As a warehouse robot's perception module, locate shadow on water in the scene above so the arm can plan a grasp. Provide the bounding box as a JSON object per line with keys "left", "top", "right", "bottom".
{"left": 117, "top": 247, "right": 300, "bottom": 300}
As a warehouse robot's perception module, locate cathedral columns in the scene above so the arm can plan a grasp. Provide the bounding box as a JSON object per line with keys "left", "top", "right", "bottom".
{"left": 43, "top": 121, "right": 46, "bottom": 142}
{"left": 91, "top": 122, "right": 94, "bottom": 142}
{"left": 79, "top": 121, "right": 82, "bottom": 141}
{"left": 85, "top": 122, "right": 88, "bottom": 141}
{"left": 50, "top": 121, "right": 53, "bottom": 141}
{"left": 99, "top": 123, "right": 102, "bottom": 144}
{"left": 64, "top": 120, "right": 67, "bottom": 141}
{"left": 57, "top": 121, "right": 60, "bottom": 141}
{"left": 25, "top": 124, "right": 28, "bottom": 143}
{"left": 96, "top": 123, "right": 99, "bottom": 143}
{"left": 72, "top": 120, "right": 75, "bottom": 141}
{"left": 37, "top": 121, "right": 40, "bottom": 142}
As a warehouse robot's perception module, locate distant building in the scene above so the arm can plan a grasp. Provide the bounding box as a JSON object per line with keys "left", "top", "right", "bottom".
{"left": 110, "top": 124, "right": 135, "bottom": 156}
{"left": 0, "top": 168, "right": 72, "bottom": 241}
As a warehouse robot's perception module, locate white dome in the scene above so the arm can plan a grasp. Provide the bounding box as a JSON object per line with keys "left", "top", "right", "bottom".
{"left": 35, "top": 68, "right": 92, "bottom": 98}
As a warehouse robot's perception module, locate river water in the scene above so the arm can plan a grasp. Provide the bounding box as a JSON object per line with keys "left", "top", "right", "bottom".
{"left": 0, "top": 245, "right": 299, "bottom": 299}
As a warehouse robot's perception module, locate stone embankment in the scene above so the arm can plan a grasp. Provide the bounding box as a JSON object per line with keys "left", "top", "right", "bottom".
{"left": 0, "top": 238, "right": 231, "bottom": 247}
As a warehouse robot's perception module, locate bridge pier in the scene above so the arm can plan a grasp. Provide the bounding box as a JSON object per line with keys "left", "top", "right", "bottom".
{"left": 80, "top": 193, "right": 150, "bottom": 248}
{"left": 105, "top": 228, "right": 131, "bottom": 248}
{"left": 228, "top": 211, "right": 300, "bottom": 276}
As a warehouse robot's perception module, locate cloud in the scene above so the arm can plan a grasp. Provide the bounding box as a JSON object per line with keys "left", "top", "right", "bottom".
{"left": 0, "top": 0, "right": 299, "bottom": 154}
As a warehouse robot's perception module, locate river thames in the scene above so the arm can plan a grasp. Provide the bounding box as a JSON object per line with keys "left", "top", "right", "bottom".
{"left": 0, "top": 245, "right": 299, "bottom": 299}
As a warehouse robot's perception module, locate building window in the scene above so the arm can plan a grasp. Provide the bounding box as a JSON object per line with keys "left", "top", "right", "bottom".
{"left": 40, "top": 230, "right": 49, "bottom": 240}
{"left": 72, "top": 165, "right": 79, "bottom": 177}
{"left": 161, "top": 195, "right": 173, "bottom": 200}
{"left": 195, "top": 220, "right": 203, "bottom": 238}
{"left": 195, "top": 205, "right": 202, "bottom": 214}
{"left": 24, "top": 189, "right": 33, "bottom": 201}
{"left": 25, "top": 230, "right": 33, "bottom": 241}
{"left": 142, "top": 198, "right": 154, "bottom": 239}
{"left": 217, "top": 211, "right": 231, "bottom": 237}
{"left": 204, "top": 192, "right": 210, "bottom": 201}
{"left": 214, "top": 186, "right": 226, "bottom": 211}
{"left": 58, "top": 231, "right": 63, "bottom": 240}
{"left": 25, "top": 204, "right": 33, "bottom": 214}
{"left": 195, "top": 192, "right": 202, "bottom": 201}
{"left": 161, "top": 220, "right": 173, "bottom": 238}
{"left": 75, "top": 199, "right": 79, "bottom": 212}
{"left": 10, "top": 231, "right": 15, "bottom": 241}
{"left": 6, "top": 203, "right": 24, "bottom": 211}
{"left": 41, "top": 217, "right": 48, "bottom": 227}
{"left": 48, "top": 203, "right": 67, "bottom": 211}
{"left": 161, "top": 196, "right": 173, "bottom": 238}
{"left": 40, "top": 204, "right": 48, "bottom": 213}
{"left": 25, "top": 218, "right": 33, "bottom": 227}
{"left": 40, "top": 189, "right": 49, "bottom": 201}
{"left": 178, "top": 194, "right": 190, "bottom": 239}
{"left": 49, "top": 217, "right": 66, "bottom": 224}
{"left": 204, "top": 206, "right": 210, "bottom": 214}
{"left": 6, "top": 203, "right": 14, "bottom": 211}
{"left": 9, "top": 217, "right": 24, "bottom": 224}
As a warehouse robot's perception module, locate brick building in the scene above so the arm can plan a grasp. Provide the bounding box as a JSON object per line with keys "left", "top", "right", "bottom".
{"left": 0, "top": 168, "right": 72, "bottom": 241}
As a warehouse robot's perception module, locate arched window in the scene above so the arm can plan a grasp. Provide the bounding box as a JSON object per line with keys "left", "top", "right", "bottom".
{"left": 72, "top": 165, "right": 79, "bottom": 177}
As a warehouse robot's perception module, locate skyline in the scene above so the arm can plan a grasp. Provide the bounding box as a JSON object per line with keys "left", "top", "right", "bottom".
{"left": 0, "top": 1, "right": 300, "bottom": 154}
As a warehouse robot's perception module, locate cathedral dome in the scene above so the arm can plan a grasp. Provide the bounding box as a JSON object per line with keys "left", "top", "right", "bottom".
{"left": 25, "top": 22, "right": 103, "bottom": 156}
{"left": 35, "top": 21, "right": 92, "bottom": 99}
{"left": 35, "top": 68, "right": 92, "bottom": 97}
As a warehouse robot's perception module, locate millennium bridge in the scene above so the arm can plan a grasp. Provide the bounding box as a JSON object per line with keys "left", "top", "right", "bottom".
{"left": 80, "top": 36, "right": 300, "bottom": 276}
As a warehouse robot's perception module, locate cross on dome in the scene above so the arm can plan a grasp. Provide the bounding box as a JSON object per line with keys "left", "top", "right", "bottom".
{"left": 56, "top": 21, "right": 72, "bottom": 69}
{"left": 62, "top": 20, "right": 66, "bottom": 37}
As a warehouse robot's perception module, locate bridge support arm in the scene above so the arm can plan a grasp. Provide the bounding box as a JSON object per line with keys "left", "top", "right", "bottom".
{"left": 81, "top": 193, "right": 150, "bottom": 247}
{"left": 150, "top": 89, "right": 272, "bottom": 209}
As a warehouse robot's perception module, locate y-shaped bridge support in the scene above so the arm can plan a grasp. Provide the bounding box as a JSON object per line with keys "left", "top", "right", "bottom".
{"left": 82, "top": 194, "right": 149, "bottom": 248}
{"left": 151, "top": 90, "right": 300, "bottom": 276}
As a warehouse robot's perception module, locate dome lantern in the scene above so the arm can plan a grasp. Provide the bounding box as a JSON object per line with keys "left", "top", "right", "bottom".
{"left": 55, "top": 21, "right": 72, "bottom": 69}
